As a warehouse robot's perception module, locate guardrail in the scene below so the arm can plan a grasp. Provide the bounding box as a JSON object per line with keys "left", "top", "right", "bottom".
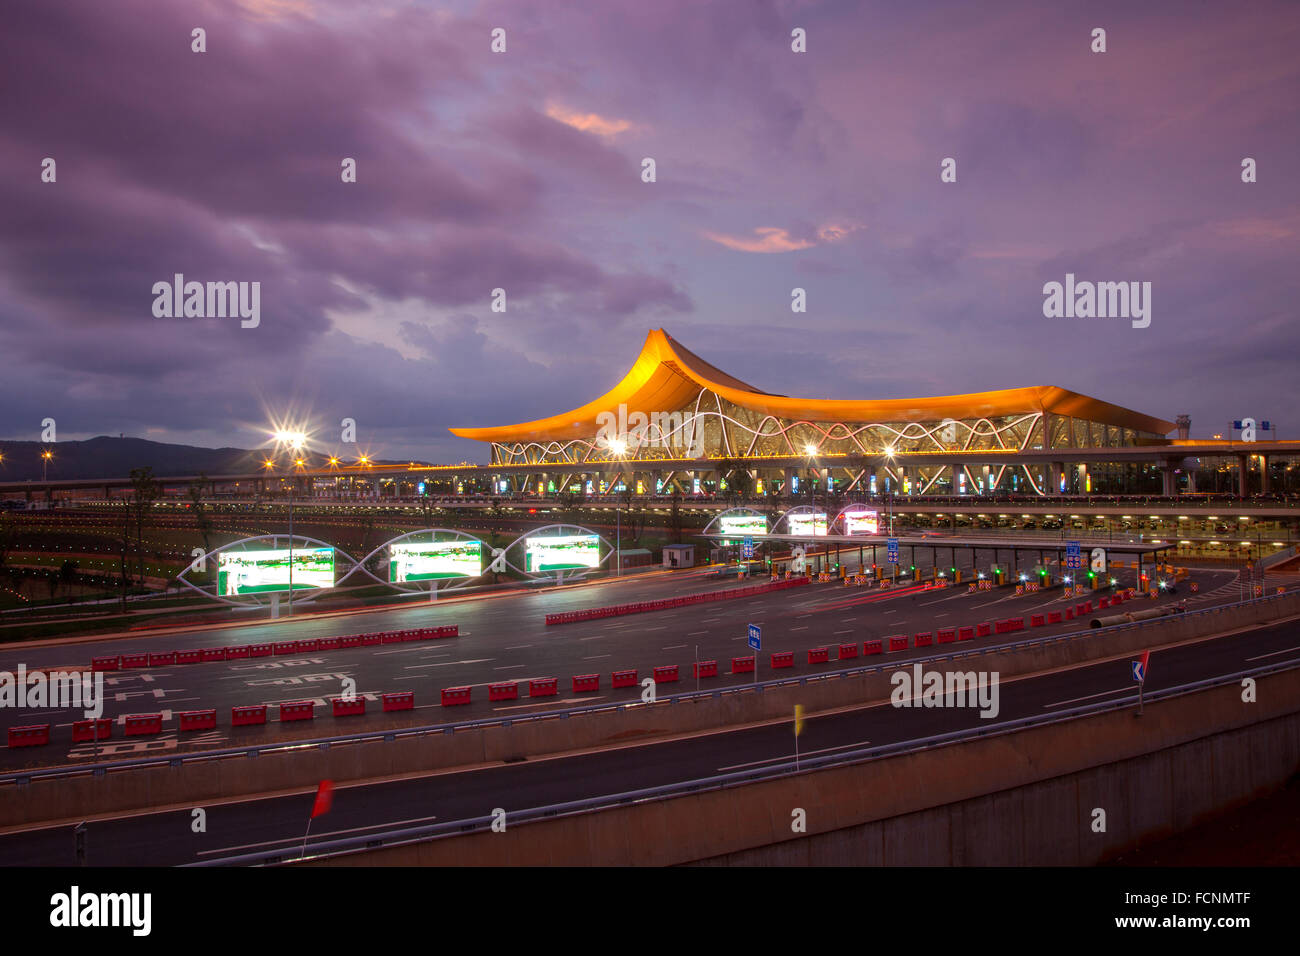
{"left": 2, "top": 589, "right": 1293, "bottom": 789}
{"left": 188, "top": 655, "right": 1300, "bottom": 866}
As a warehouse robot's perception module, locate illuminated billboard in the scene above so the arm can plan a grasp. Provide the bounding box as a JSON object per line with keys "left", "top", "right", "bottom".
{"left": 719, "top": 514, "right": 767, "bottom": 537}
{"left": 843, "top": 508, "right": 879, "bottom": 535}
{"left": 388, "top": 541, "right": 482, "bottom": 582}
{"left": 787, "top": 512, "right": 827, "bottom": 537}
{"left": 525, "top": 534, "right": 601, "bottom": 572}
{"left": 218, "top": 547, "right": 335, "bottom": 596}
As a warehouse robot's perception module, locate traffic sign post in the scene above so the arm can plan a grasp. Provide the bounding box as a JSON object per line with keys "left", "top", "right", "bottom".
{"left": 747, "top": 624, "right": 761, "bottom": 684}
{"left": 1132, "top": 650, "right": 1149, "bottom": 716}
{"left": 1066, "top": 541, "right": 1081, "bottom": 571}
{"left": 742, "top": 536, "right": 754, "bottom": 560}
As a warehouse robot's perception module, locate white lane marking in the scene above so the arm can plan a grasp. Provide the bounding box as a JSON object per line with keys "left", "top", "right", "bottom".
{"left": 583, "top": 654, "right": 612, "bottom": 660}
{"left": 493, "top": 664, "right": 527, "bottom": 671}
{"left": 717, "top": 739, "right": 870, "bottom": 771}
{"left": 882, "top": 609, "right": 897, "bottom": 615}
{"left": 1246, "top": 644, "right": 1300, "bottom": 662}
{"left": 687, "top": 631, "right": 708, "bottom": 636}
{"left": 405, "top": 658, "right": 493, "bottom": 670}
{"left": 1043, "top": 686, "right": 1132, "bottom": 709}
{"left": 791, "top": 626, "right": 809, "bottom": 631}
{"left": 663, "top": 644, "right": 687, "bottom": 650}
{"left": 199, "top": 814, "right": 441, "bottom": 856}
{"left": 505, "top": 644, "right": 533, "bottom": 650}
{"left": 644, "top": 626, "right": 666, "bottom": 631}
{"left": 492, "top": 696, "right": 604, "bottom": 711}
{"left": 833, "top": 630, "right": 853, "bottom": 635}
{"left": 578, "top": 635, "right": 605, "bottom": 641}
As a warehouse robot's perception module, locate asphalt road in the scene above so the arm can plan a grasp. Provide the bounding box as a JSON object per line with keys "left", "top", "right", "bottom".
{"left": 0, "top": 561, "right": 1242, "bottom": 770}
{"left": 2, "top": 610, "right": 1294, "bottom": 866}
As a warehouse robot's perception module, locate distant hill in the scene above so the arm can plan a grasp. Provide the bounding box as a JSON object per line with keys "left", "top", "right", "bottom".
{"left": 0, "top": 436, "right": 426, "bottom": 482}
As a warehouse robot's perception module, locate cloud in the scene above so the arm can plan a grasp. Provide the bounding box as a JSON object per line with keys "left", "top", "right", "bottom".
{"left": 544, "top": 103, "right": 634, "bottom": 138}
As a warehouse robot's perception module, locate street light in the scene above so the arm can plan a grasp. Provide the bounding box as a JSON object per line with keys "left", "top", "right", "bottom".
{"left": 41, "top": 449, "right": 53, "bottom": 481}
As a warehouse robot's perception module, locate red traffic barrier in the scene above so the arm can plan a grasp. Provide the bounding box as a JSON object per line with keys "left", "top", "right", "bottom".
{"left": 381, "top": 632, "right": 403, "bottom": 644}
{"left": 770, "top": 651, "right": 794, "bottom": 669}
{"left": 612, "top": 669, "right": 638, "bottom": 688}
{"left": 361, "top": 633, "right": 382, "bottom": 646}
{"left": 995, "top": 619, "right": 1013, "bottom": 634}
{"left": 340, "top": 635, "right": 362, "bottom": 649}
{"left": 178, "top": 709, "right": 217, "bottom": 732}
{"left": 8, "top": 724, "right": 50, "bottom": 748}
{"left": 249, "top": 643, "right": 273, "bottom": 657}
{"left": 864, "top": 639, "right": 884, "bottom": 655}
{"left": 937, "top": 628, "right": 956, "bottom": 643}
{"left": 956, "top": 626, "right": 975, "bottom": 642}
{"left": 298, "top": 639, "right": 321, "bottom": 652}
{"left": 121, "top": 653, "right": 149, "bottom": 669}
{"left": 488, "top": 682, "right": 519, "bottom": 701}
{"left": 653, "top": 664, "right": 680, "bottom": 683}
{"left": 694, "top": 660, "right": 719, "bottom": 678}
{"left": 381, "top": 691, "right": 415, "bottom": 712}
{"left": 91, "top": 656, "right": 120, "bottom": 672}
{"left": 148, "top": 651, "right": 176, "bottom": 666}
{"left": 913, "top": 631, "right": 933, "bottom": 647}
{"left": 433, "top": 625, "right": 459, "bottom": 638}
{"left": 279, "top": 701, "right": 316, "bottom": 722}
{"left": 231, "top": 704, "right": 267, "bottom": 726}
{"left": 887, "top": 634, "right": 908, "bottom": 652}
{"left": 977, "top": 622, "right": 992, "bottom": 637}
{"left": 71, "top": 718, "right": 112, "bottom": 743}
{"left": 572, "top": 674, "right": 600, "bottom": 693}
{"left": 808, "top": 647, "right": 829, "bottom": 664}
{"left": 838, "top": 643, "right": 859, "bottom": 660}
{"left": 331, "top": 696, "right": 366, "bottom": 717}
{"left": 1098, "top": 598, "right": 1111, "bottom": 610}
{"left": 1030, "top": 614, "right": 1046, "bottom": 627}
{"left": 401, "top": 630, "right": 421, "bottom": 642}
{"left": 318, "top": 637, "right": 341, "bottom": 650}
{"left": 731, "top": 656, "right": 755, "bottom": 674}
{"left": 123, "top": 713, "right": 164, "bottom": 737}
{"left": 273, "top": 641, "right": 298, "bottom": 656}
{"left": 1048, "top": 611, "right": 1062, "bottom": 624}
{"left": 200, "top": 648, "right": 225, "bottom": 662}
{"left": 176, "top": 650, "right": 202, "bottom": 664}
{"left": 1065, "top": 608, "right": 1074, "bottom": 620}
{"left": 529, "top": 678, "right": 558, "bottom": 698}
{"left": 441, "top": 686, "right": 472, "bottom": 706}
{"left": 224, "top": 646, "right": 250, "bottom": 660}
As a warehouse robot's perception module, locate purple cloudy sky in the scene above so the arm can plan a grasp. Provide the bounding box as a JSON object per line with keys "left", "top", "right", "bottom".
{"left": 1, "top": 0, "right": 1298, "bottom": 463}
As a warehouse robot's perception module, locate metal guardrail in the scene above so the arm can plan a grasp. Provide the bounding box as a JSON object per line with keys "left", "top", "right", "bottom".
{"left": 188, "top": 654, "right": 1300, "bottom": 866}
{"left": 2, "top": 589, "right": 1293, "bottom": 788}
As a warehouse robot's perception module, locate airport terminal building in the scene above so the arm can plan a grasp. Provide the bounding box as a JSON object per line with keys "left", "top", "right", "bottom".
{"left": 449, "top": 330, "right": 1241, "bottom": 498}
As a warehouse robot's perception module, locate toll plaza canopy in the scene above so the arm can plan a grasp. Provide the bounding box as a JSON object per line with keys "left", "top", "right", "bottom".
{"left": 450, "top": 329, "right": 1175, "bottom": 468}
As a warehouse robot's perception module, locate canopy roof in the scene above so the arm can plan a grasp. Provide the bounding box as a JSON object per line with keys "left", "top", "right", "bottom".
{"left": 449, "top": 329, "right": 1175, "bottom": 444}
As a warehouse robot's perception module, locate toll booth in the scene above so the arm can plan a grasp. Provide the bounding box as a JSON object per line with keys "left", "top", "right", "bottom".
{"left": 663, "top": 544, "right": 695, "bottom": 569}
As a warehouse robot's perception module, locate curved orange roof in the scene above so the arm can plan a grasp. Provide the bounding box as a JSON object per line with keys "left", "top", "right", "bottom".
{"left": 449, "top": 329, "right": 1175, "bottom": 444}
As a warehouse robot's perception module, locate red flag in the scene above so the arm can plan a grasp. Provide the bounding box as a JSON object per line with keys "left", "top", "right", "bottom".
{"left": 311, "top": 780, "right": 334, "bottom": 819}
{"left": 1139, "top": 650, "right": 1150, "bottom": 671}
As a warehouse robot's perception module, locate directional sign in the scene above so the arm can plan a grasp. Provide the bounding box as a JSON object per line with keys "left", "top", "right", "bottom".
{"left": 1066, "top": 541, "right": 1081, "bottom": 570}
{"left": 747, "top": 623, "right": 761, "bottom": 651}
{"left": 1131, "top": 660, "right": 1145, "bottom": 683}
{"left": 887, "top": 538, "right": 899, "bottom": 565}
{"left": 742, "top": 536, "right": 754, "bottom": 559}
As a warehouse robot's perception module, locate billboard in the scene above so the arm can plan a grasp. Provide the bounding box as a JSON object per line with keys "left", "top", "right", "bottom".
{"left": 388, "top": 540, "right": 482, "bottom": 582}
{"left": 525, "top": 533, "right": 601, "bottom": 572}
{"left": 218, "top": 547, "right": 335, "bottom": 596}
{"left": 787, "top": 512, "right": 827, "bottom": 537}
{"left": 719, "top": 513, "right": 767, "bottom": 537}
{"left": 843, "top": 508, "right": 880, "bottom": 535}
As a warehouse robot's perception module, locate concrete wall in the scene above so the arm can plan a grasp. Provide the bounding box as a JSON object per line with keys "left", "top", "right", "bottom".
{"left": 302, "top": 667, "right": 1300, "bottom": 866}
{"left": 3, "top": 593, "right": 1297, "bottom": 828}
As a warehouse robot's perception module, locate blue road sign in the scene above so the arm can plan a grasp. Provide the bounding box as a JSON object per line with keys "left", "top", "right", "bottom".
{"left": 887, "top": 538, "right": 899, "bottom": 564}
{"left": 1066, "top": 541, "right": 1081, "bottom": 570}
{"left": 1233, "top": 420, "right": 1243, "bottom": 429}
{"left": 742, "top": 536, "right": 754, "bottom": 559}
{"left": 747, "top": 623, "right": 761, "bottom": 651}
{"left": 1132, "top": 661, "right": 1145, "bottom": 683}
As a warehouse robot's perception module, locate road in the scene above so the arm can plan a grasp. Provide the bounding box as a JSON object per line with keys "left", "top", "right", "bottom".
{"left": 2, "top": 611, "right": 1294, "bottom": 866}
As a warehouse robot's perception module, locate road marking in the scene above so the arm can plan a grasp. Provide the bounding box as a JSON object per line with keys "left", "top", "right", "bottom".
{"left": 583, "top": 654, "right": 612, "bottom": 660}
{"left": 717, "top": 739, "right": 870, "bottom": 771}
{"left": 505, "top": 644, "right": 533, "bottom": 650}
{"left": 405, "top": 658, "right": 493, "bottom": 670}
{"left": 663, "top": 644, "right": 687, "bottom": 650}
{"left": 492, "top": 696, "right": 604, "bottom": 711}
{"left": 578, "top": 635, "right": 605, "bottom": 641}
{"left": 687, "top": 631, "right": 708, "bottom": 636}
{"left": 791, "top": 626, "right": 809, "bottom": 631}
{"left": 1043, "top": 686, "right": 1131, "bottom": 709}
{"left": 644, "top": 626, "right": 666, "bottom": 631}
{"left": 492, "top": 664, "right": 527, "bottom": 671}
{"left": 833, "top": 630, "right": 853, "bottom": 635}
{"left": 1246, "top": 644, "right": 1300, "bottom": 662}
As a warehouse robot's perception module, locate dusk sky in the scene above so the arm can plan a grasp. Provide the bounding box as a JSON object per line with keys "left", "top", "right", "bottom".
{"left": 2, "top": 0, "right": 1298, "bottom": 464}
